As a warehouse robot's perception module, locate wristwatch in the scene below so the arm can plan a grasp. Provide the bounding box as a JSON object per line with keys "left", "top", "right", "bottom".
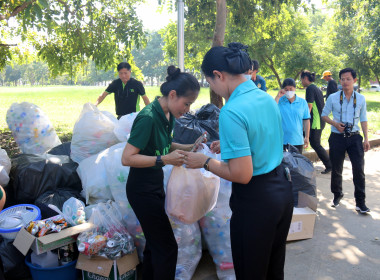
{"left": 203, "top": 157, "right": 211, "bottom": 171}
{"left": 155, "top": 155, "right": 165, "bottom": 167}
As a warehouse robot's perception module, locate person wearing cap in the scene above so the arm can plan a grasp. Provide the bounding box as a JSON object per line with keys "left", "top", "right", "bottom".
{"left": 321, "top": 68, "right": 370, "bottom": 214}
{"left": 275, "top": 78, "right": 310, "bottom": 154}
{"left": 322, "top": 70, "right": 338, "bottom": 100}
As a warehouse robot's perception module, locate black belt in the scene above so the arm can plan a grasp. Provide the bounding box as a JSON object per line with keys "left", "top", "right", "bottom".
{"left": 332, "top": 131, "right": 360, "bottom": 137}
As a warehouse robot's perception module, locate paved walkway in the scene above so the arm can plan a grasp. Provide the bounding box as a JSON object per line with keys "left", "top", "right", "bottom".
{"left": 193, "top": 148, "right": 380, "bottom": 280}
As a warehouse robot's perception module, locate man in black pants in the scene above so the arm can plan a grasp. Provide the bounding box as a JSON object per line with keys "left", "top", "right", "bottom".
{"left": 321, "top": 70, "right": 338, "bottom": 100}
{"left": 301, "top": 70, "right": 332, "bottom": 174}
{"left": 95, "top": 62, "right": 150, "bottom": 119}
{"left": 321, "top": 68, "right": 370, "bottom": 214}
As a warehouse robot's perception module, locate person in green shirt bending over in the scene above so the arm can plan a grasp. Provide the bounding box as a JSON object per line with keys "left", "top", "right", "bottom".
{"left": 95, "top": 62, "right": 150, "bottom": 119}
{"left": 121, "top": 65, "right": 202, "bottom": 280}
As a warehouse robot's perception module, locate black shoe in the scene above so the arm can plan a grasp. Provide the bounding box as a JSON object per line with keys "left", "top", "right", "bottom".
{"left": 321, "top": 168, "right": 332, "bottom": 174}
{"left": 355, "top": 203, "right": 370, "bottom": 214}
{"left": 332, "top": 193, "right": 344, "bottom": 207}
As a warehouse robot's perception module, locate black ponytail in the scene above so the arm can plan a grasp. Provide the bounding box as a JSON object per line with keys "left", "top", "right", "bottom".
{"left": 300, "top": 70, "right": 316, "bottom": 83}
{"left": 201, "top": 42, "right": 252, "bottom": 77}
{"left": 160, "top": 65, "right": 200, "bottom": 97}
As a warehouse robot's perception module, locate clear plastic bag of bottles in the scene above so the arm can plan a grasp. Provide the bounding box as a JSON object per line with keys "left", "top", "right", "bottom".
{"left": 170, "top": 217, "right": 202, "bottom": 280}
{"left": 6, "top": 102, "right": 61, "bottom": 154}
{"left": 77, "top": 203, "right": 135, "bottom": 260}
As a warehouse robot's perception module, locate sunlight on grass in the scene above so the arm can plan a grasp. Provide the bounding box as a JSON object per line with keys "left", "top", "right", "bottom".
{"left": 1, "top": 86, "right": 379, "bottom": 145}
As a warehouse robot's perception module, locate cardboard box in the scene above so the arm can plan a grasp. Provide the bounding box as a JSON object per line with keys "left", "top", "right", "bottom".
{"left": 76, "top": 250, "right": 139, "bottom": 280}
{"left": 287, "top": 192, "right": 318, "bottom": 241}
{"left": 13, "top": 222, "right": 94, "bottom": 255}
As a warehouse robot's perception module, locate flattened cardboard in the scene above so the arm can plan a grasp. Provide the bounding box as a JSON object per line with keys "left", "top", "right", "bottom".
{"left": 13, "top": 222, "right": 94, "bottom": 255}
{"left": 287, "top": 192, "right": 318, "bottom": 241}
{"left": 76, "top": 250, "right": 139, "bottom": 278}
{"left": 117, "top": 250, "right": 139, "bottom": 275}
{"left": 77, "top": 254, "right": 114, "bottom": 277}
{"left": 13, "top": 227, "right": 36, "bottom": 255}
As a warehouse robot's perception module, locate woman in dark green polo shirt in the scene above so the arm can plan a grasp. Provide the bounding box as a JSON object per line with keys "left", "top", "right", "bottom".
{"left": 121, "top": 66, "right": 200, "bottom": 280}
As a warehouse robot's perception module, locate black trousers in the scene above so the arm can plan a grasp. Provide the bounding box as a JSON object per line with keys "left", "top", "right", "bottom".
{"left": 328, "top": 133, "right": 366, "bottom": 203}
{"left": 310, "top": 128, "right": 332, "bottom": 169}
{"left": 230, "top": 164, "right": 294, "bottom": 280}
{"left": 126, "top": 167, "right": 178, "bottom": 280}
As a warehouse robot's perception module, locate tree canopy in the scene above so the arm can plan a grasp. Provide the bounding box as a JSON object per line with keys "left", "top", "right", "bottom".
{"left": 0, "top": 0, "right": 146, "bottom": 76}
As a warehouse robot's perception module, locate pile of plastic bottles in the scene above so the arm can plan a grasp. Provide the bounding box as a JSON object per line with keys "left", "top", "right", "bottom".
{"left": 171, "top": 218, "right": 202, "bottom": 280}
{"left": 199, "top": 178, "right": 236, "bottom": 280}
{"left": 6, "top": 102, "right": 61, "bottom": 154}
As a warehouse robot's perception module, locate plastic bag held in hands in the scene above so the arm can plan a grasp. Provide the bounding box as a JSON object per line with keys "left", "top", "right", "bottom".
{"left": 165, "top": 162, "right": 220, "bottom": 224}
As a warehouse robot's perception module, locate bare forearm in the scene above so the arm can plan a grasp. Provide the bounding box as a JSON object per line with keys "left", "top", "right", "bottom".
{"left": 170, "top": 142, "right": 193, "bottom": 152}
{"left": 322, "top": 116, "right": 335, "bottom": 126}
{"left": 303, "top": 119, "right": 310, "bottom": 138}
{"left": 122, "top": 153, "right": 156, "bottom": 168}
{"left": 361, "top": 121, "right": 368, "bottom": 140}
{"left": 95, "top": 91, "right": 108, "bottom": 106}
{"left": 142, "top": 95, "right": 150, "bottom": 106}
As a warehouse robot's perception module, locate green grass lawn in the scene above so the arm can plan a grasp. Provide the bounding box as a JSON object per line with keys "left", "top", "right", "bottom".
{"left": 1, "top": 86, "right": 379, "bottom": 151}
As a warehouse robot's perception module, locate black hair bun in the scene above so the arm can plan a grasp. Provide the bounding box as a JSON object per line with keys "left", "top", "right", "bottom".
{"left": 225, "top": 42, "right": 251, "bottom": 74}
{"left": 166, "top": 65, "right": 181, "bottom": 81}
{"left": 228, "top": 42, "right": 248, "bottom": 52}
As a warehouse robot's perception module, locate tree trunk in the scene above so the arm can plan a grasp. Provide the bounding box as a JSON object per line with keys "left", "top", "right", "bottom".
{"left": 261, "top": 55, "right": 282, "bottom": 88}
{"left": 210, "top": 0, "right": 226, "bottom": 109}
{"left": 294, "top": 70, "right": 303, "bottom": 82}
{"left": 358, "top": 74, "right": 361, "bottom": 93}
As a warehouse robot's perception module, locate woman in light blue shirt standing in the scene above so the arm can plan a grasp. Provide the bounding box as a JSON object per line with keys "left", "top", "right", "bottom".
{"left": 275, "top": 78, "right": 310, "bottom": 153}
{"left": 182, "top": 43, "right": 293, "bottom": 280}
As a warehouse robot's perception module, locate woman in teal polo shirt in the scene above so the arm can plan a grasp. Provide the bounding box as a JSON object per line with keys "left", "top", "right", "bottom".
{"left": 182, "top": 43, "right": 293, "bottom": 280}
{"left": 121, "top": 66, "right": 200, "bottom": 280}
{"left": 275, "top": 78, "right": 310, "bottom": 153}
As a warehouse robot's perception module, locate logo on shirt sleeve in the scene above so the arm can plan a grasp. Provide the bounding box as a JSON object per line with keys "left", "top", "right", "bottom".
{"left": 130, "top": 89, "right": 135, "bottom": 93}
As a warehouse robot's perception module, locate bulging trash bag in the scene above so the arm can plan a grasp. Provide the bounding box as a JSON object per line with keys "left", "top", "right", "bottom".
{"left": 35, "top": 189, "right": 84, "bottom": 219}
{"left": 0, "top": 237, "right": 31, "bottom": 280}
{"left": 173, "top": 103, "right": 220, "bottom": 145}
{"left": 76, "top": 149, "right": 113, "bottom": 205}
{"left": 6, "top": 102, "right": 61, "bottom": 154}
{"left": 77, "top": 142, "right": 128, "bottom": 205}
{"left": 47, "top": 142, "right": 71, "bottom": 156}
{"left": 0, "top": 148, "right": 11, "bottom": 186}
{"left": 113, "top": 112, "right": 138, "bottom": 142}
{"left": 70, "top": 103, "right": 119, "bottom": 163}
{"left": 200, "top": 179, "right": 235, "bottom": 280}
{"left": 117, "top": 202, "right": 146, "bottom": 261}
{"left": 282, "top": 144, "right": 317, "bottom": 206}
{"left": 77, "top": 203, "right": 135, "bottom": 260}
{"left": 170, "top": 218, "right": 202, "bottom": 280}
{"left": 103, "top": 143, "right": 130, "bottom": 205}
{"left": 166, "top": 144, "right": 220, "bottom": 224}
{"left": 10, "top": 154, "right": 82, "bottom": 204}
